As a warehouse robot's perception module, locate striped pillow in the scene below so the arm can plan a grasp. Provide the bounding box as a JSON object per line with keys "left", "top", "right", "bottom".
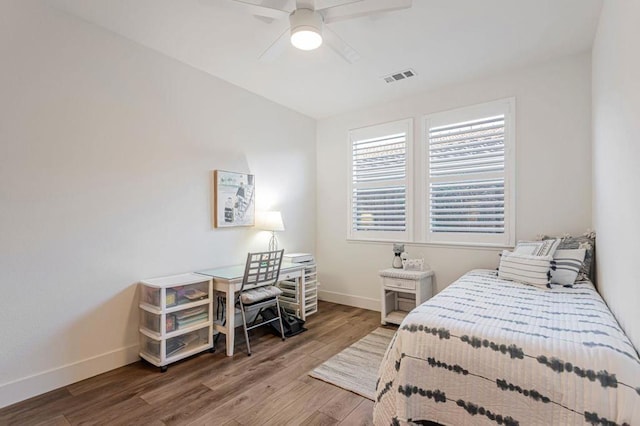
{"left": 498, "top": 250, "right": 553, "bottom": 288}
{"left": 549, "top": 249, "right": 586, "bottom": 286}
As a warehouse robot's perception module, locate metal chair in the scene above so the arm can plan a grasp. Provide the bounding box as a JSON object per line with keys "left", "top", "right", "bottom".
{"left": 237, "top": 249, "right": 286, "bottom": 356}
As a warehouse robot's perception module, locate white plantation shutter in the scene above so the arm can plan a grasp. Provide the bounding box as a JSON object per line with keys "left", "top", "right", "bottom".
{"left": 425, "top": 99, "right": 515, "bottom": 245}
{"left": 349, "top": 119, "right": 412, "bottom": 240}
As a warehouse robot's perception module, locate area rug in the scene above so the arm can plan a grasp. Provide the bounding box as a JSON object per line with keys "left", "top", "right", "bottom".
{"left": 308, "top": 327, "right": 395, "bottom": 400}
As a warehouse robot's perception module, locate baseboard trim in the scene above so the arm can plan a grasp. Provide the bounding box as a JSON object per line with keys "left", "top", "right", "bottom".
{"left": 0, "top": 344, "right": 139, "bottom": 409}
{"left": 318, "top": 290, "right": 380, "bottom": 312}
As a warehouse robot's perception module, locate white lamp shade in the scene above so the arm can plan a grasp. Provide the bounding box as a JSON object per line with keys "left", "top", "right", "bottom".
{"left": 255, "top": 211, "right": 285, "bottom": 232}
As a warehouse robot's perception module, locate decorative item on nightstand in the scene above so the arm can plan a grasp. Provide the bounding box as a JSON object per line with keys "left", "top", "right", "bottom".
{"left": 392, "top": 243, "right": 404, "bottom": 268}
{"left": 402, "top": 258, "right": 425, "bottom": 271}
{"left": 255, "top": 211, "right": 285, "bottom": 251}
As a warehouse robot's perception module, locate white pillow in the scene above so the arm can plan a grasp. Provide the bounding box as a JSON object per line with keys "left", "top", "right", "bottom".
{"left": 549, "top": 249, "right": 586, "bottom": 286}
{"left": 514, "top": 239, "right": 560, "bottom": 256}
{"left": 498, "top": 250, "right": 553, "bottom": 288}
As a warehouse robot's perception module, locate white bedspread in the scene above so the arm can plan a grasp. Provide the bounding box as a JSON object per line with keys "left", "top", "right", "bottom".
{"left": 374, "top": 269, "right": 640, "bottom": 425}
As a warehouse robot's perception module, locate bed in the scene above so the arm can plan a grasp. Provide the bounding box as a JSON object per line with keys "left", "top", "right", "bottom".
{"left": 374, "top": 269, "right": 640, "bottom": 425}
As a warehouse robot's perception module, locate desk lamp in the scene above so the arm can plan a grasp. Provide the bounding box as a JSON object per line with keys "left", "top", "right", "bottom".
{"left": 255, "top": 211, "right": 285, "bottom": 251}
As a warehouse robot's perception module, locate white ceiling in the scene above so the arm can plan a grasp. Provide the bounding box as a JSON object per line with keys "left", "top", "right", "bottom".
{"left": 45, "top": 0, "right": 602, "bottom": 119}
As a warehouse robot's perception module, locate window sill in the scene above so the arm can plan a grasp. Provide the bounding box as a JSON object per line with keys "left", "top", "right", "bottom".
{"left": 345, "top": 237, "right": 514, "bottom": 251}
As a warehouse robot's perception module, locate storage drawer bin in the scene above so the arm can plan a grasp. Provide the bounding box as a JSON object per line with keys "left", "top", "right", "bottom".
{"left": 140, "top": 334, "right": 162, "bottom": 359}
{"left": 139, "top": 310, "right": 181, "bottom": 334}
{"left": 140, "top": 281, "right": 209, "bottom": 309}
{"left": 141, "top": 286, "right": 162, "bottom": 309}
{"left": 140, "top": 310, "right": 162, "bottom": 334}
{"left": 139, "top": 273, "right": 213, "bottom": 369}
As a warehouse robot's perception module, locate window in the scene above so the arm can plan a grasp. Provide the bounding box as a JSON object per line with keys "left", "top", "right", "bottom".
{"left": 348, "top": 119, "right": 412, "bottom": 241}
{"left": 424, "top": 98, "right": 515, "bottom": 246}
{"left": 347, "top": 99, "right": 515, "bottom": 246}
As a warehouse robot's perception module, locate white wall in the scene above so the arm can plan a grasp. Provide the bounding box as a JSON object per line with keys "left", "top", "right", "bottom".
{"left": 592, "top": 1, "right": 640, "bottom": 351}
{"left": 0, "top": 1, "right": 316, "bottom": 407}
{"left": 317, "top": 53, "right": 592, "bottom": 309}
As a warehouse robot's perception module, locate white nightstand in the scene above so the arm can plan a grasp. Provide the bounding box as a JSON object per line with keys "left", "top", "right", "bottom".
{"left": 379, "top": 268, "right": 434, "bottom": 325}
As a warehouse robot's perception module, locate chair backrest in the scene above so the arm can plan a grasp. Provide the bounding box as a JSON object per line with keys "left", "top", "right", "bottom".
{"left": 240, "top": 249, "right": 284, "bottom": 293}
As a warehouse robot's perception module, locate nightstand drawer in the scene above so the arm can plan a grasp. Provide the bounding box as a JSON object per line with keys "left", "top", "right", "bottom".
{"left": 383, "top": 277, "right": 416, "bottom": 290}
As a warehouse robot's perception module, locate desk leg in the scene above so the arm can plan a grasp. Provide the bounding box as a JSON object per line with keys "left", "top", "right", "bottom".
{"left": 226, "top": 288, "right": 235, "bottom": 356}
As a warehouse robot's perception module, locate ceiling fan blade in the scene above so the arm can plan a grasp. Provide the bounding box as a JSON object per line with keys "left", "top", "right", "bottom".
{"left": 323, "top": 26, "right": 361, "bottom": 64}
{"left": 296, "top": 0, "right": 315, "bottom": 9}
{"left": 314, "top": 0, "right": 363, "bottom": 11}
{"left": 259, "top": 27, "right": 291, "bottom": 62}
{"left": 254, "top": 0, "right": 295, "bottom": 23}
{"left": 228, "top": 0, "right": 291, "bottom": 19}
{"left": 321, "top": 0, "right": 411, "bottom": 23}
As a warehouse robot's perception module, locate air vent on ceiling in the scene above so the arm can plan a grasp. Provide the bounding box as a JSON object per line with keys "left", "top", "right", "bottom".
{"left": 383, "top": 69, "right": 416, "bottom": 83}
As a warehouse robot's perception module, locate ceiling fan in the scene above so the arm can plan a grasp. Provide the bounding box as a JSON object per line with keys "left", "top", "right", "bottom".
{"left": 226, "top": 0, "right": 412, "bottom": 63}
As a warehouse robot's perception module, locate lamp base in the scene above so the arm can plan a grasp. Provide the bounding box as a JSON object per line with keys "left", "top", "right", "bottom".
{"left": 268, "top": 232, "right": 279, "bottom": 252}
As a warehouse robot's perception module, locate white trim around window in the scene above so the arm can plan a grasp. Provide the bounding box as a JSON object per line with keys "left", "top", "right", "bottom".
{"left": 422, "top": 98, "right": 516, "bottom": 247}
{"left": 348, "top": 119, "right": 413, "bottom": 242}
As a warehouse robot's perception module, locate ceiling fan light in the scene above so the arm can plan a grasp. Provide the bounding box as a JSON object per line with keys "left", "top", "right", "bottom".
{"left": 291, "top": 28, "right": 323, "bottom": 50}
{"left": 289, "top": 8, "right": 323, "bottom": 51}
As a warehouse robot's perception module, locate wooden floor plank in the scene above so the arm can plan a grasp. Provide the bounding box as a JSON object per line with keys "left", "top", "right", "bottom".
{"left": 299, "top": 411, "right": 340, "bottom": 426}
{"left": 318, "top": 388, "right": 365, "bottom": 421}
{"left": 259, "top": 379, "right": 343, "bottom": 426}
{"left": 33, "top": 415, "right": 72, "bottom": 426}
{"left": 224, "top": 379, "right": 314, "bottom": 425}
{"left": 107, "top": 385, "right": 213, "bottom": 426}
{"left": 64, "top": 395, "right": 151, "bottom": 426}
{"left": 0, "top": 388, "right": 75, "bottom": 426}
{"left": 339, "top": 399, "right": 374, "bottom": 426}
{"left": 0, "top": 301, "right": 382, "bottom": 425}
{"left": 185, "top": 348, "right": 329, "bottom": 425}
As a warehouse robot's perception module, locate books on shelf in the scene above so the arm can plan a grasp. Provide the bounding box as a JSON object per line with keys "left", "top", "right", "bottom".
{"left": 166, "top": 289, "right": 177, "bottom": 307}
{"left": 173, "top": 306, "right": 208, "bottom": 329}
{"left": 175, "top": 306, "right": 207, "bottom": 320}
{"left": 183, "top": 288, "right": 207, "bottom": 301}
{"left": 166, "top": 314, "right": 176, "bottom": 332}
{"left": 166, "top": 332, "right": 202, "bottom": 356}
{"left": 177, "top": 313, "right": 208, "bottom": 328}
{"left": 166, "top": 339, "right": 187, "bottom": 357}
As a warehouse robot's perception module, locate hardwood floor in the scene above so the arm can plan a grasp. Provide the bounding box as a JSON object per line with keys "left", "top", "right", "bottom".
{"left": 0, "top": 302, "right": 388, "bottom": 425}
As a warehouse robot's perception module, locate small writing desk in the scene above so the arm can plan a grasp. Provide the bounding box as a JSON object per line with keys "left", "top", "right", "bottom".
{"left": 196, "top": 261, "right": 306, "bottom": 356}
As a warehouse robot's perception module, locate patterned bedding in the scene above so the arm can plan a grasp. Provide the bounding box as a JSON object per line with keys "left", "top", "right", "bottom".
{"left": 374, "top": 269, "right": 640, "bottom": 426}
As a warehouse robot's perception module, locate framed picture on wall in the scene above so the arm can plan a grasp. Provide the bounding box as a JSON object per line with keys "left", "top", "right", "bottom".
{"left": 212, "top": 170, "right": 255, "bottom": 228}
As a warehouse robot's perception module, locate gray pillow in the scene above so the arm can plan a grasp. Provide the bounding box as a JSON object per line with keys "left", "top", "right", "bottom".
{"left": 543, "top": 233, "right": 595, "bottom": 281}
